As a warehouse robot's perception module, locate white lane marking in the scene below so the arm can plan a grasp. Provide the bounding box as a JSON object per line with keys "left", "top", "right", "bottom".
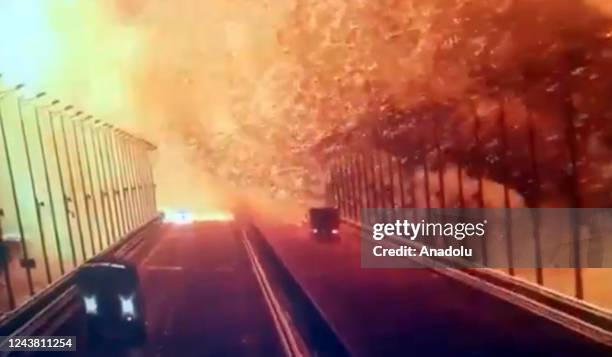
{"left": 141, "top": 237, "right": 167, "bottom": 267}
{"left": 146, "top": 266, "right": 183, "bottom": 271}
{"left": 241, "top": 230, "right": 304, "bottom": 357}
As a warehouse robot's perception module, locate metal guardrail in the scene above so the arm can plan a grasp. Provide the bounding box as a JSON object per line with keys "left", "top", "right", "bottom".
{"left": 344, "top": 217, "right": 612, "bottom": 346}
{"left": 246, "top": 224, "right": 352, "bottom": 357}
{"left": 0, "top": 215, "right": 161, "bottom": 341}
{"left": 327, "top": 106, "right": 607, "bottom": 302}
{"left": 0, "top": 77, "right": 158, "bottom": 314}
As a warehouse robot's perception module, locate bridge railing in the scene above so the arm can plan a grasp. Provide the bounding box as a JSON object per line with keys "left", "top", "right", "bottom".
{"left": 327, "top": 107, "right": 612, "bottom": 310}
{"left": 0, "top": 80, "right": 157, "bottom": 313}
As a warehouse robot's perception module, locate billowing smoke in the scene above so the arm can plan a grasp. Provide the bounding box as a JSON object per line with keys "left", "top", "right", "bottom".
{"left": 3, "top": 0, "right": 612, "bottom": 214}
{"left": 278, "top": 0, "right": 612, "bottom": 207}
{"left": 1, "top": 0, "right": 307, "bottom": 217}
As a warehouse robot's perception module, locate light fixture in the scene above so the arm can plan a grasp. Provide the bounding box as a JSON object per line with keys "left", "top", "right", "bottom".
{"left": 83, "top": 295, "right": 98, "bottom": 315}
{"left": 119, "top": 294, "right": 136, "bottom": 319}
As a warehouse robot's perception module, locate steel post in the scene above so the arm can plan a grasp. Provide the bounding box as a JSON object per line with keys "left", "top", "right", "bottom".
{"left": 17, "top": 99, "right": 52, "bottom": 283}
{"left": 71, "top": 118, "right": 96, "bottom": 256}
{"left": 35, "top": 109, "right": 64, "bottom": 275}
{"left": 59, "top": 114, "right": 87, "bottom": 262}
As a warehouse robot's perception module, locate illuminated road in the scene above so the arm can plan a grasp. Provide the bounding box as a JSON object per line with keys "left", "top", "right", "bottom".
{"left": 256, "top": 220, "right": 612, "bottom": 357}
{"left": 40, "top": 222, "right": 285, "bottom": 357}
{"left": 34, "top": 219, "right": 612, "bottom": 357}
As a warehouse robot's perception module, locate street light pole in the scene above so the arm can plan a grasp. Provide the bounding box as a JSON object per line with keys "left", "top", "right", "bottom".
{"left": 77, "top": 116, "right": 103, "bottom": 252}
{"left": 144, "top": 143, "right": 157, "bottom": 218}
{"left": 128, "top": 135, "right": 146, "bottom": 224}
{"left": 17, "top": 92, "right": 52, "bottom": 284}
{"left": 93, "top": 120, "right": 116, "bottom": 244}
{"left": 135, "top": 139, "right": 151, "bottom": 220}
{"left": 68, "top": 111, "right": 96, "bottom": 258}
{"left": 145, "top": 141, "right": 157, "bottom": 217}
{"left": 117, "top": 131, "right": 137, "bottom": 231}
{"left": 48, "top": 109, "right": 78, "bottom": 268}
{"left": 34, "top": 103, "right": 65, "bottom": 275}
{"left": 102, "top": 124, "right": 124, "bottom": 238}
{"left": 59, "top": 109, "right": 87, "bottom": 263}
{"left": 0, "top": 82, "right": 28, "bottom": 303}
{"left": 108, "top": 127, "right": 129, "bottom": 235}
{"left": 87, "top": 119, "right": 111, "bottom": 248}
{"left": 122, "top": 134, "right": 140, "bottom": 224}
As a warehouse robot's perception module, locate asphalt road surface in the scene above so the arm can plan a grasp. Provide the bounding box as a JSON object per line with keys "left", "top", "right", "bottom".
{"left": 256, "top": 220, "right": 612, "bottom": 357}
{"left": 38, "top": 222, "right": 285, "bottom": 357}
{"left": 30, "top": 219, "right": 612, "bottom": 357}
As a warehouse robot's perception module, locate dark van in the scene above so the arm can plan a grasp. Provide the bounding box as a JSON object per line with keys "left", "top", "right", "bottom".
{"left": 75, "top": 259, "right": 146, "bottom": 344}
{"left": 308, "top": 207, "right": 340, "bottom": 237}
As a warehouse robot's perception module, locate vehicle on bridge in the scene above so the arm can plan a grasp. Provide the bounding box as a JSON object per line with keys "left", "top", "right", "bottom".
{"left": 75, "top": 259, "right": 147, "bottom": 345}
{"left": 308, "top": 207, "right": 340, "bottom": 238}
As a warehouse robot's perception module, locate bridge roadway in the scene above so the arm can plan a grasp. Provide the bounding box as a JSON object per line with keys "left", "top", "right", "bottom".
{"left": 33, "top": 218, "right": 612, "bottom": 357}
{"left": 37, "top": 222, "right": 286, "bottom": 357}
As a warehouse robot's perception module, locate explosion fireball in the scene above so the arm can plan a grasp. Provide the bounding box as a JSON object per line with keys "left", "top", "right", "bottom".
{"left": 2, "top": 0, "right": 612, "bottom": 211}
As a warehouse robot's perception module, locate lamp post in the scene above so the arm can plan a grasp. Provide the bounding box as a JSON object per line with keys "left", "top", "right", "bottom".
{"left": 142, "top": 139, "right": 157, "bottom": 218}
{"left": 92, "top": 120, "right": 114, "bottom": 245}
{"left": 103, "top": 124, "right": 124, "bottom": 238}
{"left": 106, "top": 125, "right": 129, "bottom": 236}
{"left": 17, "top": 92, "right": 52, "bottom": 285}
{"left": 48, "top": 106, "right": 78, "bottom": 268}
{"left": 142, "top": 138, "right": 155, "bottom": 220}
{"left": 126, "top": 134, "right": 145, "bottom": 224}
{"left": 116, "top": 130, "right": 137, "bottom": 231}
{"left": 117, "top": 129, "right": 133, "bottom": 233}
{"left": 78, "top": 115, "right": 104, "bottom": 251}
{"left": 134, "top": 138, "right": 149, "bottom": 220}
{"left": 60, "top": 108, "right": 87, "bottom": 263}
{"left": 0, "top": 81, "right": 28, "bottom": 305}
{"left": 34, "top": 100, "right": 65, "bottom": 276}
{"left": 136, "top": 137, "right": 154, "bottom": 220}
{"left": 99, "top": 121, "right": 120, "bottom": 242}
{"left": 70, "top": 114, "right": 97, "bottom": 256}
